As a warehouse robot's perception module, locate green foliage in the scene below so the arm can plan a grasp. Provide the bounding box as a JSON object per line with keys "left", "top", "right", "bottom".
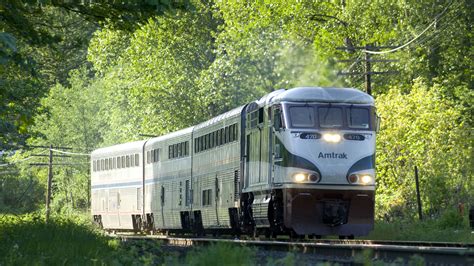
{"left": 375, "top": 79, "right": 472, "bottom": 219}
{"left": 0, "top": 212, "right": 115, "bottom": 264}
{"left": 368, "top": 209, "right": 473, "bottom": 242}
{"left": 184, "top": 243, "right": 256, "bottom": 265}
{"left": 0, "top": 212, "right": 174, "bottom": 265}
{"left": 1, "top": 0, "right": 472, "bottom": 243}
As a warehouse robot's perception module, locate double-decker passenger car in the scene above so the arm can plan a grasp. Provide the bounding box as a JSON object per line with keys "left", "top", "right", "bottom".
{"left": 91, "top": 87, "right": 378, "bottom": 238}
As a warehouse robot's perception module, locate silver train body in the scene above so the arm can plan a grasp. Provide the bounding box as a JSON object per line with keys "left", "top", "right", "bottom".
{"left": 91, "top": 87, "right": 377, "bottom": 237}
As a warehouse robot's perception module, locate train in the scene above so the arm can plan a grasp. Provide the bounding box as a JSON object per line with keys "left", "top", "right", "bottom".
{"left": 91, "top": 87, "right": 378, "bottom": 238}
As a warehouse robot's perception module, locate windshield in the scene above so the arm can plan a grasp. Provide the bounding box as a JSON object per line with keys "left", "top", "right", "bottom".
{"left": 319, "top": 107, "right": 343, "bottom": 128}
{"left": 286, "top": 104, "right": 373, "bottom": 130}
{"left": 347, "top": 107, "right": 369, "bottom": 129}
{"left": 289, "top": 106, "right": 315, "bottom": 127}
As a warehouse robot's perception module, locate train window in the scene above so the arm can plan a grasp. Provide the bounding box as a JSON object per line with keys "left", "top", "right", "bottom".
{"left": 109, "top": 158, "right": 112, "bottom": 170}
{"left": 135, "top": 154, "right": 139, "bottom": 166}
{"left": 289, "top": 106, "right": 315, "bottom": 128}
{"left": 99, "top": 159, "right": 103, "bottom": 171}
{"left": 93, "top": 161, "right": 96, "bottom": 172}
{"left": 216, "top": 130, "right": 221, "bottom": 146}
{"left": 117, "top": 157, "right": 121, "bottom": 168}
{"left": 231, "top": 124, "right": 236, "bottom": 142}
{"left": 249, "top": 111, "right": 258, "bottom": 128}
{"left": 194, "top": 140, "right": 198, "bottom": 153}
{"left": 220, "top": 128, "right": 224, "bottom": 145}
{"left": 147, "top": 151, "right": 151, "bottom": 164}
{"left": 202, "top": 189, "right": 212, "bottom": 206}
{"left": 347, "top": 107, "right": 370, "bottom": 129}
{"left": 178, "top": 143, "right": 183, "bottom": 157}
{"left": 235, "top": 124, "right": 238, "bottom": 140}
{"left": 210, "top": 132, "right": 216, "bottom": 149}
{"left": 125, "top": 155, "right": 129, "bottom": 168}
{"left": 105, "top": 159, "right": 109, "bottom": 171}
{"left": 206, "top": 133, "right": 211, "bottom": 150}
{"left": 225, "top": 126, "right": 230, "bottom": 144}
{"left": 184, "top": 141, "right": 189, "bottom": 156}
{"left": 319, "top": 107, "right": 343, "bottom": 128}
{"left": 258, "top": 107, "right": 264, "bottom": 124}
{"left": 113, "top": 157, "right": 116, "bottom": 169}
{"left": 121, "top": 156, "right": 125, "bottom": 168}
{"left": 154, "top": 149, "right": 159, "bottom": 162}
{"left": 203, "top": 135, "right": 207, "bottom": 150}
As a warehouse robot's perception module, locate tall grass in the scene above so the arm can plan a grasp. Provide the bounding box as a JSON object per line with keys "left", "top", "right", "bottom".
{"left": 0, "top": 212, "right": 168, "bottom": 265}
{"left": 368, "top": 209, "right": 473, "bottom": 243}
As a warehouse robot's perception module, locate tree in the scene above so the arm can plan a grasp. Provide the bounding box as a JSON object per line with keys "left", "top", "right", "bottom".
{"left": 375, "top": 79, "right": 472, "bottom": 220}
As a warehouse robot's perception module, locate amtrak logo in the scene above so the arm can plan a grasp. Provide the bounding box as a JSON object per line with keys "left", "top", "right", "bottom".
{"left": 318, "top": 152, "right": 348, "bottom": 159}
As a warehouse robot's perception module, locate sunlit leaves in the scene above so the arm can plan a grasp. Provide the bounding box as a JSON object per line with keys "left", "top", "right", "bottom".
{"left": 375, "top": 79, "right": 472, "bottom": 220}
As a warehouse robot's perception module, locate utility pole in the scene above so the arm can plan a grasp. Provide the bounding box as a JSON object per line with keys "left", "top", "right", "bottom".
{"left": 337, "top": 44, "right": 399, "bottom": 95}
{"left": 415, "top": 166, "right": 423, "bottom": 221}
{"left": 29, "top": 145, "right": 74, "bottom": 222}
{"left": 46, "top": 144, "right": 53, "bottom": 222}
{"left": 365, "top": 45, "right": 372, "bottom": 95}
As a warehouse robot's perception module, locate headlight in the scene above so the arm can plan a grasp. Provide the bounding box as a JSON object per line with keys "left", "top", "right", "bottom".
{"left": 348, "top": 174, "right": 373, "bottom": 185}
{"left": 360, "top": 175, "right": 373, "bottom": 184}
{"left": 309, "top": 173, "right": 320, "bottom": 182}
{"left": 293, "top": 173, "right": 307, "bottom": 182}
{"left": 322, "top": 133, "right": 341, "bottom": 143}
{"left": 293, "top": 172, "right": 321, "bottom": 183}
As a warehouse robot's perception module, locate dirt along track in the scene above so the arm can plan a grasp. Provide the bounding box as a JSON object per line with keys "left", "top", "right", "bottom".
{"left": 112, "top": 233, "right": 474, "bottom": 265}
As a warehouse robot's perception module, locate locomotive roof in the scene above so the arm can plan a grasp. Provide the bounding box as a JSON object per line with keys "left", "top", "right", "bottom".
{"left": 91, "top": 140, "right": 146, "bottom": 159}
{"left": 268, "top": 87, "right": 374, "bottom": 105}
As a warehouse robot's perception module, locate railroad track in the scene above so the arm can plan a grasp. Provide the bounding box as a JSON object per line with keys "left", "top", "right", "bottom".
{"left": 113, "top": 234, "right": 473, "bottom": 265}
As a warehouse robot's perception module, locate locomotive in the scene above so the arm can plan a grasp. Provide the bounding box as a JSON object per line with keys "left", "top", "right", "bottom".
{"left": 91, "top": 87, "right": 378, "bottom": 238}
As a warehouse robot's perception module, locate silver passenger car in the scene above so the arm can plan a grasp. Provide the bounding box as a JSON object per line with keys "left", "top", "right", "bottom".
{"left": 91, "top": 87, "right": 377, "bottom": 238}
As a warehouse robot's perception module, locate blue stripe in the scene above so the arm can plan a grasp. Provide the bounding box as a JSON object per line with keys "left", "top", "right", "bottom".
{"left": 91, "top": 181, "right": 141, "bottom": 190}
{"left": 92, "top": 168, "right": 237, "bottom": 190}
{"left": 346, "top": 154, "right": 375, "bottom": 177}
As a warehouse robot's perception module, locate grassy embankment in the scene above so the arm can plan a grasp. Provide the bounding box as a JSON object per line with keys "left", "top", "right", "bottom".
{"left": 0, "top": 212, "right": 258, "bottom": 265}
{"left": 0, "top": 210, "right": 471, "bottom": 265}
{"left": 367, "top": 209, "right": 473, "bottom": 242}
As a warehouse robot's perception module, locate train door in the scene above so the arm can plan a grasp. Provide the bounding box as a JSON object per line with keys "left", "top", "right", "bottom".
{"left": 245, "top": 107, "right": 270, "bottom": 188}
{"left": 245, "top": 108, "right": 262, "bottom": 187}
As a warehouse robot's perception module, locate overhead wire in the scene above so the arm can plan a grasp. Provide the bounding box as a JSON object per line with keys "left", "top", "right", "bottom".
{"left": 50, "top": 149, "right": 90, "bottom": 156}
{"left": 0, "top": 150, "right": 48, "bottom": 167}
{"left": 362, "top": 0, "right": 454, "bottom": 55}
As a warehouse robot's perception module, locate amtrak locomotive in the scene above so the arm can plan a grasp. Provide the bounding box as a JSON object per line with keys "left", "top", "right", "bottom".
{"left": 91, "top": 87, "right": 378, "bottom": 238}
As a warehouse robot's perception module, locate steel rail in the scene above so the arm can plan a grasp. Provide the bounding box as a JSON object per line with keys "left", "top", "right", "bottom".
{"left": 113, "top": 234, "right": 473, "bottom": 265}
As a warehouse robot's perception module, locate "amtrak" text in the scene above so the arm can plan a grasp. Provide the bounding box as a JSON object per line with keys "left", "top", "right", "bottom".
{"left": 318, "top": 152, "right": 348, "bottom": 159}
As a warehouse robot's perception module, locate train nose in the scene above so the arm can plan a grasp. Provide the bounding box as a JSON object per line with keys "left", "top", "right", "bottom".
{"left": 322, "top": 200, "right": 349, "bottom": 226}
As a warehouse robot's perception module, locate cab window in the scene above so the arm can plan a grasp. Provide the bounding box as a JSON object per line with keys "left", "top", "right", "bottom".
{"left": 319, "top": 107, "right": 343, "bottom": 128}
{"left": 347, "top": 107, "right": 370, "bottom": 129}
{"left": 289, "top": 106, "right": 315, "bottom": 128}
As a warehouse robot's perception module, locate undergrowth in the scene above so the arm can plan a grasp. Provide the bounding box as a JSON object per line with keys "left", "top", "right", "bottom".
{"left": 1, "top": 209, "right": 471, "bottom": 265}
{"left": 0, "top": 212, "right": 169, "bottom": 265}
{"left": 368, "top": 209, "right": 473, "bottom": 243}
